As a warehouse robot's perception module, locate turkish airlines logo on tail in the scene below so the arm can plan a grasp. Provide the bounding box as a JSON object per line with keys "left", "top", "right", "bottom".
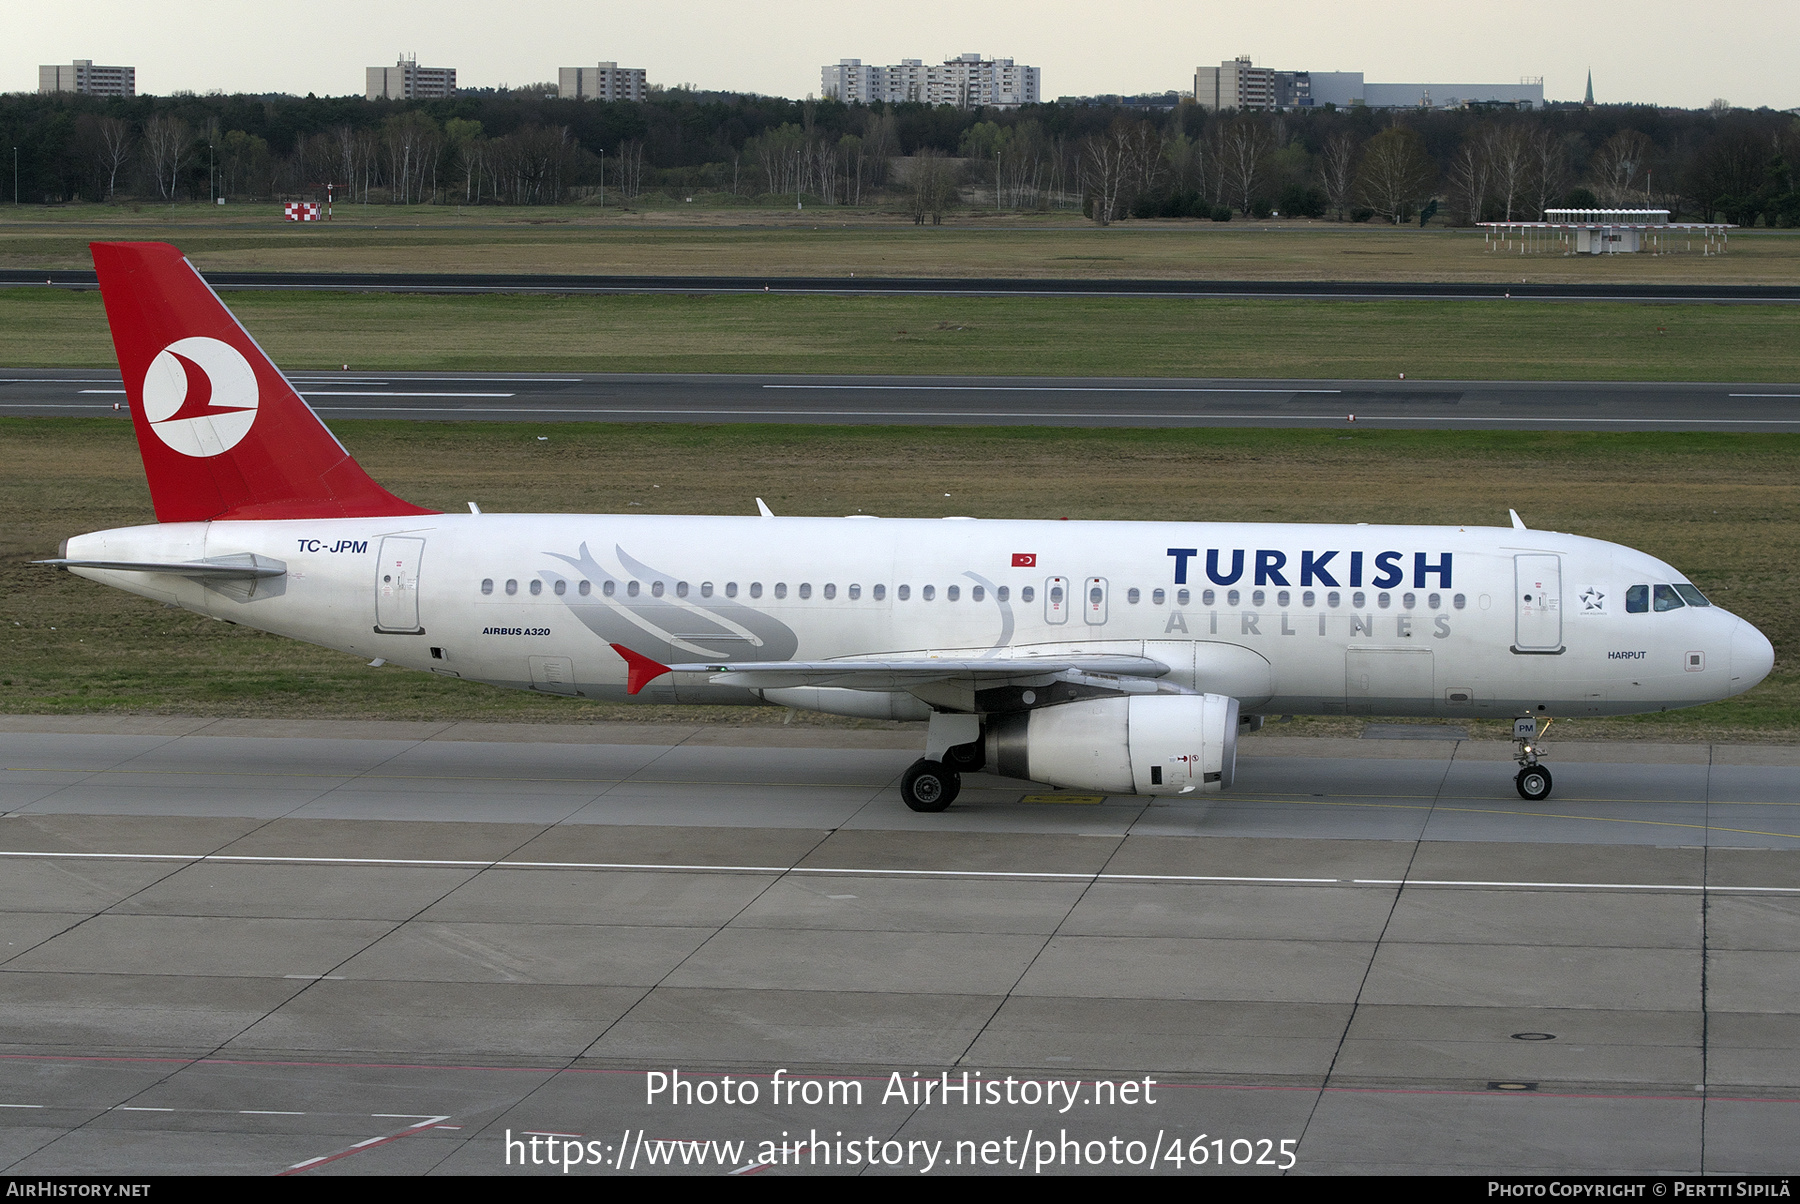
{"left": 141, "top": 337, "right": 259, "bottom": 457}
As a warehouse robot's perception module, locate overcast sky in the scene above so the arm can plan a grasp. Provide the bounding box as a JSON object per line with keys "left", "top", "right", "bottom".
{"left": 7, "top": 1, "right": 1796, "bottom": 111}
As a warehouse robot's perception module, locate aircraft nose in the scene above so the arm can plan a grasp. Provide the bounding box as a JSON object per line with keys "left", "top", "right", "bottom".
{"left": 1730, "top": 619, "right": 1775, "bottom": 696}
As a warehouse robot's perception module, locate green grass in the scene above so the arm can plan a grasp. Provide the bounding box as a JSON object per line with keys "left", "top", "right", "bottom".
{"left": 4, "top": 418, "right": 1799, "bottom": 739}
{"left": 4, "top": 205, "right": 1796, "bottom": 284}
{"left": 7, "top": 288, "right": 1799, "bottom": 381}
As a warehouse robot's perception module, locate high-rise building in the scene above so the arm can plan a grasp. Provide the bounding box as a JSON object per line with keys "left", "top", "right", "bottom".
{"left": 1195, "top": 58, "right": 1278, "bottom": 111}
{"left": 559, "top": 62, "right": 647, "bottom": 102}
{"left": 366, "top": 56, "right": 456, "bottom": 101}
{"left": 821, "top": 54, "right": 1039, "bottom": 109}
{"left": 39, "top": 60, "right": 135, "bottom": 98}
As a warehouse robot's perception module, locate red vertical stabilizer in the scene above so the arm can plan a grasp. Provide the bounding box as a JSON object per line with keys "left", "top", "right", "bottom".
{"left": 90, "top": 241, "right": 435, "bottom": 522}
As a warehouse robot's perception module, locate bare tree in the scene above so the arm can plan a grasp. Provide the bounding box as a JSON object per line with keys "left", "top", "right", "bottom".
{"left": 142, "top": 113, "right": 190, "bottom": 200}
{"left": 1448, "top": 135, "right": 1491, "bottom": 224}
{"left": 1219, "top": 116, "right": 1276, "bottom": 214}
{"left": 906, "top": 149, "right": 956, "bottom": 225}
{"left": 1488, "top": 124, "right": 1530, "bottom": 220}
{"left": 76, "top": 115, "right": 133, "bottom": 200}
{"left": 1590, "top": 129, "right": 1653, "bottom": 206}
{"left": 1320, "top": 132, "right": 1358, "bottom": 220}
{"left": 1079, "top": 130, "right": 1129, "bottom": 225}
{"left": 1355, "top": 126, "right": 1436, "bottom": 223}
{"left": 617, "top": 139, "right": 645, "bottom": 201}
{"left": 1526, "top": 128, "right": 1573, "bottom": 219}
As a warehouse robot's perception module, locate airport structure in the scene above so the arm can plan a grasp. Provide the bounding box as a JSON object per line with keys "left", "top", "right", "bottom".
{"left": 822, "top": 54, "right": 1040, "bottom": 109}
{"left": 1196, "top": 56, "right": 1543, "bottom": 111}
{"left": 38, "top": 60, "right": 135, "bottom": 98}
{"left": 365, "top": 55, "right": 456, "bottom": 101}
{"left": 1481, "top": 208, "right": 1733, "bottom": 255}
{"left": 558, "top": 62, "right": 647, "bottom": 102}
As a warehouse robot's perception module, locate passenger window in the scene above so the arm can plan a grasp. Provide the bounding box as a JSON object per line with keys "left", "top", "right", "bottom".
{"left": 775, "top": 583, "right": 788, "bottom": 599}
{"left": 798, "top": 583, "right": 811, "bottom": 599}
{"left": 651, "top": 581, "right": 664, "bottom": 597}
{"left": 1352, "top": 591, "right": 1366, "bottom": 608}
{"left": 824, "top": 583, "right": 836, "bottom": 599}
{"left": 1020, "top": 585, "right": 1033, "bottom": 602}
{"left": 1452, "top": 593, "right": 1466, "bottom": 610}
{"left": 726, "top": 582, "right": 738, "bottom": 597}
{"left": 750, "top": 582, "right": 762, "bottom": 598}
{"left": 971, "top": 585, "right": 984, "bottom": 602}
{"left": 1653, "top": 584, "right": 1685, "bottom": 612}
{"left": 603, "top": 580, "right": 616, "bottom": 597}
{"left": 1402, "top": 592, "right": 1415, "bottom": 609}
{"left": 1276, "top": 590, "right": 1289, "bottom": 607}
{"left": 1127, "top": 587, "right": 1140, "bottom": 604}
{"left": 1251, "top": 590, "right": 1265, "bottom": 607}
{"left": 1427, "top": 592, "right": 1440, "bottom": 610}
{"left": 578, "top": 580, "right": 591, "bottom": 596}
{"left": 676, "top": 581, "right": 689, "bottom": 598}
{"left": 1048, "top": 584, "right": 1063, "bottom": 604}
{"left": 997, "top": 586, "right": 1009, "bottom": 602}
{"left": 1377, "top": 592, "right": 1390, "bottom": 609}
{"left": 874, "top": 584, "right": 887, "bottom": 601}
{"left": 627, "top": 581, "right": 640, "bottom": 597}
{"left": 530, "top": 580, "right": 543, "bottom": 596}
{"left": 700, "top": 582, "right": 713, "bottom": 598}
{"left": 1152, "top": 588, "right": 1165, "bottom": 605}
{"left": 1327, "top": 591, "right": 1340, "bottom": 608}
{"left": 1226, "top": 589, "right": 1240, "bottom": 607}
{"left": 505, "top": 579, "right": 518, "bottom": 595}
{"left": 897, "top": 585, "right": 910, "bottom": 601}
{"left": 923, "top": 585, "right": 936, "bottom": 601}
{"left": 553, "top": 580, "right": 567, "bottom": 596}
{"left": 946, "top": 585, "right": 959, "bottom": 601}
{"left": 848, "top": 584, "right": 860, "bottom": 600}
{"left": 1197, "top": 589, "right": 1209, "bottom": 606}
{"left": 481, "top": 578, "right": 494, "bottom": 595}
{"left": 1673, "top": 584, "right": 1711, "bottom": 607}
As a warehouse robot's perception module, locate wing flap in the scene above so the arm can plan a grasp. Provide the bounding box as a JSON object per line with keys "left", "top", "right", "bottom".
{"left": 610, "top": 644, "right": 1168, "bottom": 695}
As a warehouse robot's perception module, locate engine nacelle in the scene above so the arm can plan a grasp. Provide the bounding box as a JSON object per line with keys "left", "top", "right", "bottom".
{"left": 984, "top": 693, "right": 1240, "bottom": 795}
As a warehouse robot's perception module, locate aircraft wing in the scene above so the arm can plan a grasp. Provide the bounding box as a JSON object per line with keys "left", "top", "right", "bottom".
{"left": 610, "top": 643, "right": 1170, "bottom": 695}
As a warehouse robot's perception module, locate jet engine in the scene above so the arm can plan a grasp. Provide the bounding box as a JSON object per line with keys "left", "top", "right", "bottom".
{"left": 984, "top": 693, "right": 1240, "bottom": 795}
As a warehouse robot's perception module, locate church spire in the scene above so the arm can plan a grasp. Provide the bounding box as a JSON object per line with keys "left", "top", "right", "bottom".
{"left": 1584, "top": 69, "right": 1594, "bottom": 107}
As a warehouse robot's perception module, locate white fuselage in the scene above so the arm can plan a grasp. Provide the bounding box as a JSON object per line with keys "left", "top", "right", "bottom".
{"left": 64, "top": 514, "right": 1770, "bottom": 720}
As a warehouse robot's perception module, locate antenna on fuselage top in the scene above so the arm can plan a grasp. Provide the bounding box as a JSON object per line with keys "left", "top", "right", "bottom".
{"left": 756, "top": 497, "right": 775, "bottom": 518}
{"left": 1509, "top": 509, "right": 1527, "bottom": 530}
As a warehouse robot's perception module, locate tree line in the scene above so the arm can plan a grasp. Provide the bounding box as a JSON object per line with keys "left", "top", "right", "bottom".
{"left": 2, "top": 88, "right": 1795, "bottom": 226}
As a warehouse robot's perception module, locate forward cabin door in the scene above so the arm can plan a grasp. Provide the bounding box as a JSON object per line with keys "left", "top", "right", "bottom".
{"left": 1514, "top": 554, "right": 1563, "bottom": 652}
{"left": 374, "top": 536, "right": 426, "bottom": 633}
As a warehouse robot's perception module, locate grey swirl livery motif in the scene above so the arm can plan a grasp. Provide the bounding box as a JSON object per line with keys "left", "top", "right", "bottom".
{"left": 544, "top": 542, "right": 799, "bottom": 662}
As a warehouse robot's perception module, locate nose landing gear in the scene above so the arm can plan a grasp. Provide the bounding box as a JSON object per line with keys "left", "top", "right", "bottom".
{"left": 1513, "top": 715, "right": 1554, "bottom": 801}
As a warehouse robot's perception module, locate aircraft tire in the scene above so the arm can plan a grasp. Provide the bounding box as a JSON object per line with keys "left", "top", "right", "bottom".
{"left": 1515, "top": 765, "right": 1553, "bottom": 801}
{"left": 901, "top": 759, "right": 960, "bottom": 812}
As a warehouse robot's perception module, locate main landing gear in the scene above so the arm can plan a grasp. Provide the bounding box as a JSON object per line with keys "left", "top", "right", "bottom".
{"left": 1513, "top": 715, "right": 1554, "bottom": 801}
{"left": 901, "top": 759, "right": 960, "bottom": 812}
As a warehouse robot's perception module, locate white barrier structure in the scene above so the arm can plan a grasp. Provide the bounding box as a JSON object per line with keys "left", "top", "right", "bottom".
{"left": 1481, "top": 208, "right": 1733, "bottom": 255}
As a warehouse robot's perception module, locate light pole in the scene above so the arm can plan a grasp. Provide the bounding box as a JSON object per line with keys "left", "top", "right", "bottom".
{"left": 599, "top": 147, "right": 604, "bottom": 209}
{"left": 12, "top": 147, "right": 17, "bottom": 206}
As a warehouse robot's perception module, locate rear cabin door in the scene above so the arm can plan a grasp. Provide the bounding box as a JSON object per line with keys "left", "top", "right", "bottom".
{"left": 374, "top": 536, "right": 426, "bottom": 633}
{"left": 1514, "top": 554, "right": 1563, "bottom": 651}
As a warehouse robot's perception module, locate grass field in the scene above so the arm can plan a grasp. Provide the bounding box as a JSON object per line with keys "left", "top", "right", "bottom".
{"left": 7, "top": 287, "right": 1799, "bottom": 381}
{"left": 4, "top": 418, "right": 1797, "bottom": 740}
{"left": 2, "top": 203, "right": 1794, "bottom": 284}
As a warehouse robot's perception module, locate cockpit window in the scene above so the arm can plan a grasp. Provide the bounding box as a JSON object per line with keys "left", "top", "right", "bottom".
{"left": 1653, "top": 584, "right": 1686, "bottom": 612}
{"left": 1673, "top": 584, "right": 1711, "bottom": 607}
{"left": 1626, "top": 585, "right": 1648, "bottom": 613}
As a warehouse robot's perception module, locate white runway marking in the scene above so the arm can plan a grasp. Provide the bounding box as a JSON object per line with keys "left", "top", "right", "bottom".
{"left": 763, "top": 383, "right": 1345, "bottom": 394}
{"left": 0, "top": 848, "right": 1793, "bottom": 893}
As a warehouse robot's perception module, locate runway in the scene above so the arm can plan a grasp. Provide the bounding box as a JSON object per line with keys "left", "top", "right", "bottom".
{"left": 7, "top": 369, "right": 1800, "bottom": 431}
{"left": 4, "top": 269, "right": 1798, "bottom": 304}
{"left": 3, "top": 715, "right": 1798, "bottom": 1175}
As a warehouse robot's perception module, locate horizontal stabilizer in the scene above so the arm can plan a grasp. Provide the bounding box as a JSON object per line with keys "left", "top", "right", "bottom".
{"left": 37, "top": 552, "right": 287, "bottom": 579}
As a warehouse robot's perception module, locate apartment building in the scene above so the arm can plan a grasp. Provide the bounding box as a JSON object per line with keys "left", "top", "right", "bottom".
{"left": 39, "top": 60, "right": 135, "bottom": 97}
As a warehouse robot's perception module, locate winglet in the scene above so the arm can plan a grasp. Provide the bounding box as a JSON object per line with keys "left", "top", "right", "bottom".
{"left": 610, "top": 644, "right": 672, "bottom": 695}
{"left": 1509, "top": 508, "right": 1527, "bottom": 530}
{"left": 756, "top": 497, "right": 774, "bottom": 518}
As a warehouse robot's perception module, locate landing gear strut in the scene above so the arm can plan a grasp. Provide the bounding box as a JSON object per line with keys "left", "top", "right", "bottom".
{"left": 1513, "top": 715, "right": 1553, "bottom": 801}
{"left": 901, "top": 759, "right": 961, "bottom": 812}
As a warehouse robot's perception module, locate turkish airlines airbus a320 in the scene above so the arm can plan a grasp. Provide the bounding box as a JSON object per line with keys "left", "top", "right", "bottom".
{"left": 42, "top": 242, "right": 1774, "bottom": 811}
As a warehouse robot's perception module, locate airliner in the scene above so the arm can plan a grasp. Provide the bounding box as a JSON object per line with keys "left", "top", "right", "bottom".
{"left": 40, "top": 242, "right": 1774, "bottom": 811}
